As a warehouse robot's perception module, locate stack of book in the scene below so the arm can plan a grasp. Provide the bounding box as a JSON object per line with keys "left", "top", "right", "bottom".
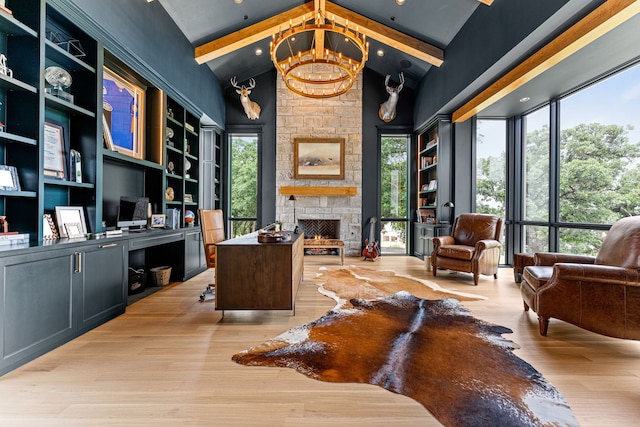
{"left": 0, "top": 232, "right": 30, "bottom": 246}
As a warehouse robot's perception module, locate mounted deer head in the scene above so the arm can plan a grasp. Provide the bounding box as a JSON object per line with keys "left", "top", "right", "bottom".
{"left": 378, "top": 73, "right": 404, "bottom": 123}
{"left": 230, "top": 76, "right": 261, "bottom": 120}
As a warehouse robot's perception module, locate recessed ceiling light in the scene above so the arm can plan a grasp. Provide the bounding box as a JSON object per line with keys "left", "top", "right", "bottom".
{"left": 234, "top": 0, "right": 243, "bottom": 4}
{"left": 255, "top": 48, "right": 263, "bottom": 56}
{"left": 519, "top": 96, "right": 531, "bottom": 102}
{"left": 396, "top": 0, "right": 406, "bottom": 5}
{"left": 377, "top": 49, "right": 385, "bottom": 57}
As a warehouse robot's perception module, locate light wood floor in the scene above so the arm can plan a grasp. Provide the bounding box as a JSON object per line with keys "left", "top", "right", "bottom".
{"left": 0, "top": 256, "right": 639, "bottom": 426}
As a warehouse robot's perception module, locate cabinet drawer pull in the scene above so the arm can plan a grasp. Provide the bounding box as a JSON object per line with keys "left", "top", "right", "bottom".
{"left": 99, "top": 243, "right": 117, "bottom": 249}
{"left": 75, "top": 252, "right": 82, "bottom": 273}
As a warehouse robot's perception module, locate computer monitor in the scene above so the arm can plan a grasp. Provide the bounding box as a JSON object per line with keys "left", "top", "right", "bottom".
{"left": 116, "top": 196, "right": 149, "bottom": 229}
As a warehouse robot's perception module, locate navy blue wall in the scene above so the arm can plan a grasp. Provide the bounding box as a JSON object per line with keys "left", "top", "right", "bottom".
{"left": 362, "top": 69, "right": 414, "bottom": 249}
{"left": 452, "top": 120, "right": 473, "bottom": 217}
{"left": 52, "top": 0, "right": 224, "bottom": 126}
{"left": 413, "top": 0, "right": 603, "bottom": 129}
{"left": 224, "top": 70, "right": 277, "bottom": 227}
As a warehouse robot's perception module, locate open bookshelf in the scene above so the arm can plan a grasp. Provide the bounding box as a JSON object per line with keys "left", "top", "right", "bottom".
{"left": 414, "top": 117, "right": 451, "bottom": 258}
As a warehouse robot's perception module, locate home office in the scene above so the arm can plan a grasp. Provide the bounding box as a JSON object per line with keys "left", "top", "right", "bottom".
{"left": 0, "top": 0, "right": 639, "bottom": 425}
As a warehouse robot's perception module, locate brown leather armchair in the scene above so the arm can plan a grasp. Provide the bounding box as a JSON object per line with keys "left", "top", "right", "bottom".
{"left": 431, "top": 213, "right": 503, "bottom": 285}
{"left": 521, "top": 215, "right": 640, "bottom": 338}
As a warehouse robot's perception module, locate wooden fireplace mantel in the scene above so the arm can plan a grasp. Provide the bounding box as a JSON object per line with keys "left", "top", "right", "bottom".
{"left": 280, "top": 186, "right": 357, "bottom": 196}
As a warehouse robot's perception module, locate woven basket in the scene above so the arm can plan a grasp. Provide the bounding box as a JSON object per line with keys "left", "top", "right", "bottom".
{"left": 150, "top": 266, "right": 172, "bottom": 286}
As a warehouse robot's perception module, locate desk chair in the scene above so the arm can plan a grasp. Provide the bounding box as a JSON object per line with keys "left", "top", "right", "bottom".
{"left": 198, "top": 209, "right": 225, "bottom": 301}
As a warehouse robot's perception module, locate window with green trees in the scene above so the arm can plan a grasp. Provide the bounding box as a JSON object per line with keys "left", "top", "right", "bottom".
{"left": 557, "top": 63, "right": 640, "bottom": 253}
{"left": 522, "top": 106, "right": 550, "bottom": 253}
{"left": 380, "top": 134, "right": 409, "bottom": 254}
{"left": 476, "top": 119, "right": 506, "bottom": 261}
{"left": 229, "top": 134, "right": 258, "bottom": 237}
{"left": 477, "top": 61, "right": 640, "bottom": 256}
{"left": 476, "top": 119, "right": 506, "bottom": 217}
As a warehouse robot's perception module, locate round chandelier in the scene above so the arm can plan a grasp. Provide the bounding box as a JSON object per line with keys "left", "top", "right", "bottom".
{"left": 270, "top": 12, "right": 369, "bottom": 98}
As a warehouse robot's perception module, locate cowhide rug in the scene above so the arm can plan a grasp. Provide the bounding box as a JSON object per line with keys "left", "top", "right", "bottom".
{"left": 315, "top": 266, "right": 483, "bottom": 307}
{"left": 233, "top": 267, "right": 578, "bottom": 427}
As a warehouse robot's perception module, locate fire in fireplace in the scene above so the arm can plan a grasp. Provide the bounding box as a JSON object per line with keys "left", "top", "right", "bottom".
{"left": 298, "top": 219, "right": 341, "bottom": 256}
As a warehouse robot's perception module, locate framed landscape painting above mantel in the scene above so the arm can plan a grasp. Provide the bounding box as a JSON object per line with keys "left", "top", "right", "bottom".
{"left": 294, "top": 138, "right": 345, "bottom": 180}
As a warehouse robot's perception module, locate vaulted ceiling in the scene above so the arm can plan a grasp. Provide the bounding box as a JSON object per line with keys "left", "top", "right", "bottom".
{"left": 156, "top": 0, "right": 490, "bottom": 89}
{"left": 155, "top": 0, "right": 640, "bottom": 120}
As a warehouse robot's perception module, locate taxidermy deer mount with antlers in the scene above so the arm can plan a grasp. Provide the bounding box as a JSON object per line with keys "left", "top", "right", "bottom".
{"left": 378, "top": 73, "right": 404, "bottom": 123}
{"left": 230, "top": 76, "right": 261, "bottom": 120}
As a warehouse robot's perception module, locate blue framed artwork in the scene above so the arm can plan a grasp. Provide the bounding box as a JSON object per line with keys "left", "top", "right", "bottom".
{"left": 103, "top": 67, "right": 145, "bottom": 159}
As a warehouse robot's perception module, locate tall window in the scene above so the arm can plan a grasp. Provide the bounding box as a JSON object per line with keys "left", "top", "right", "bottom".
{"left": 380, "top": 134, "right": 409, "bottom": 254}
{"left": 558, "top": 63, "right": 640, "bottom": 254}
{"left": 228, "top": 134, "right": 258, "bottom": 237}
{"left": 475, "top": 119, "right": 506, "bottom": 261}
{"left": 522, "top": 106, "right": 550, "bottom": 252}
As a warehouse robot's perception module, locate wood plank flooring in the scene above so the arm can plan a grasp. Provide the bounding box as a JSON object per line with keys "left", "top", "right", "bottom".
{"left": 0, "top": 255, "right": 639, "bottom": 426}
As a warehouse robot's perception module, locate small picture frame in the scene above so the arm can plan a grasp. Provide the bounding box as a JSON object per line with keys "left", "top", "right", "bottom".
{"left": 43, "top": 213, "right": 59, "bottom": 240}
{"left": 0, "top": 165, "right": 20, "bottom": 191}
{"left": 64, "top": 222, "right": 84, "bottom": 239}
{"left": 151, "top": 214, "right": 166, "bottom": 228}
{"left": 55, "top": 206, "right": 87, "bottom": 238}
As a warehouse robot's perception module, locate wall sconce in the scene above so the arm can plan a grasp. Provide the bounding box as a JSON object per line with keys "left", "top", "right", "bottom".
{"left": 443, "top": 201, "right": 454, "bottom": 225}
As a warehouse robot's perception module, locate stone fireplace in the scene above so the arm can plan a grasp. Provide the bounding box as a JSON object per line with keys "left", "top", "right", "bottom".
{"left": 275, "top": 74, "right": 363, "bottom": 256}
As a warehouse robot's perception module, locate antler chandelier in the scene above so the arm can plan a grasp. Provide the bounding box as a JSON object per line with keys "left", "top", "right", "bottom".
{"left": 270, "top": 7, "right": 369, "bottom": 98}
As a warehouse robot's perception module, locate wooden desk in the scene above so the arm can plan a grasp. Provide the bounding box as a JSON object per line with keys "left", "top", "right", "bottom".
{"left": 215, "top": 232, "right": 303, "bottom": 311}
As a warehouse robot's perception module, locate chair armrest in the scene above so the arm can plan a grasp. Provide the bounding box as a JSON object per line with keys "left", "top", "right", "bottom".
{"left": 475, "top": 239, "right": 501, "bottom": 251}
{"left": 549, "top": 263, "right": 640, "bottom": 285}
{"left": 534, "top": 252, "right": 596, "bottom": 266}
{"left": 433, "top": 235, "right": 455, "bottom": 249}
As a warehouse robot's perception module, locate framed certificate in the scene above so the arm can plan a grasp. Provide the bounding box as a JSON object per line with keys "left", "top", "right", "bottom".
{"left": 43, "top": 121, "right": 67, "bottom": 179}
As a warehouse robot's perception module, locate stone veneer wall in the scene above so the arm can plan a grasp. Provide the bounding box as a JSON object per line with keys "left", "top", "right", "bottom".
{"left": 275, "top": 74, "right": 362, "bottom": 256}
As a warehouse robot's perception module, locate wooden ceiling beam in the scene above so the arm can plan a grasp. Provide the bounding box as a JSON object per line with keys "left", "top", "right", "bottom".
{"left": 194, "top": 1, "right": 443, "bottom": 68}
{"left": 324, "top": 2, "right": 443, "bottom": 67}
{"left": 314, "top": 0, "right": 325, "bottom": 60}
{"left": 453, "top": 0, "right": 640, "bottom": 123}
{"left": 478, "top": 0, "right": 494, "bottom": 5}
{"left": 195, "top": 3, "right": 314, "bottom": 64}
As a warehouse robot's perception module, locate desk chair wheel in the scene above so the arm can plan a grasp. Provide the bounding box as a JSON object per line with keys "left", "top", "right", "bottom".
{"left": 199, "top": 285, "right": 215, "bottom": 302}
